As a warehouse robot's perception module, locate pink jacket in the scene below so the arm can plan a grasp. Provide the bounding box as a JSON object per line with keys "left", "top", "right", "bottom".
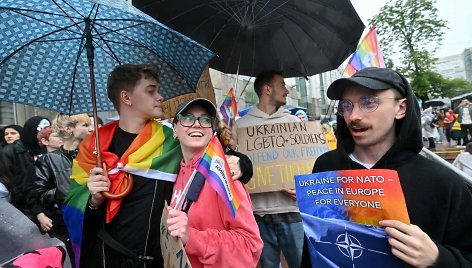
{"left": 170, "top": 153, "right": 263, "bottom": 268}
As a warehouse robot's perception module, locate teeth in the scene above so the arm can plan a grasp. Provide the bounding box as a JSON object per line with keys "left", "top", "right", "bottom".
{"left": 189, "top": 132, "right": 203, "bottom": 137}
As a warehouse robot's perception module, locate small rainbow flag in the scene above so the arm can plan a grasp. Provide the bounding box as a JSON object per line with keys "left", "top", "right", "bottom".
{"left": 195, "top": 135, "right": 241, "bottom": 218}
{"left": 344, "top": 26, "right": 385, "bottom": 77}
{"left": 219, "top": 88, "right": 238, "bottom": 126}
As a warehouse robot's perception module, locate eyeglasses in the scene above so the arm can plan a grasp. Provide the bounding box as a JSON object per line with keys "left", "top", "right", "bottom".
{"left": 337, "top": 95, "right": 402, "bottom": 116}
{"left": 177, "top": 114, "right": 214, "bottom": 128}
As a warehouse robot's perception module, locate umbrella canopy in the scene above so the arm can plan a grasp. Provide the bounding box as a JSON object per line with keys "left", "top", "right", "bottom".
{"left": 0, "top": 0, "right": 215, "bottom": 114}
{"left": 133, "top": 0, "right": 364, "bottom": 78}
{"left": 423, "top": 98, "right": 448, "bottom": 108}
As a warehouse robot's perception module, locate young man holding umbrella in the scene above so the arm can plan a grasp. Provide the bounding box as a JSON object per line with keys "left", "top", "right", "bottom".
{"left": 301, "top": 67, "right": 472, "bottom": 267}
{"left": 63, "top": 64, "right": 248, "bottom": 268}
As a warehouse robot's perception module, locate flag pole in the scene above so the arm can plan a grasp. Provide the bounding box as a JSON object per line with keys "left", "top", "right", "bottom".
{"left": 173, "top": 169, "right": 198, "bottom": 211}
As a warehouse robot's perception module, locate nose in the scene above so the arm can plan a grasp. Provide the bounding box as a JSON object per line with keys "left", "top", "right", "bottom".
{"left": 284, "top": 86, "right": 289, "bottom": 94}
{"left": 192, "top": 118, "right": 203, "bottom": 128}
{"left": 155, "top": 92, "right": 164, "bottom": 102}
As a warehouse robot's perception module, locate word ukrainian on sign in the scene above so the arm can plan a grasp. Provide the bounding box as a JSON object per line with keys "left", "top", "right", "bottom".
{"left": 237, "top": 121, "right": 330, "bottom": 193}
{"left": 295, "top": 169, "right": 409, "bottom": 268}
{"left": 160, "top": 201, "right": 192, "bottom": 268}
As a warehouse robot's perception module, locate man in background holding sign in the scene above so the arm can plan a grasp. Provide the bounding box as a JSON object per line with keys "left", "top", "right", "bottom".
{"left": 236, "top": 70, "right": 302, "bottom": 268}
{"left": 301, "top": 67, "right": 472, "bottom": 267}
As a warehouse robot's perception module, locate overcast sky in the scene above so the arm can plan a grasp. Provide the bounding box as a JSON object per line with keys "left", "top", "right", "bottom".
{"left": 350, "top": 0, "right": 472, "bottom": 58}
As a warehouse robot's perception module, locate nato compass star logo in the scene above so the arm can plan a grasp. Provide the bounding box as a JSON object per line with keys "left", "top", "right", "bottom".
{"left": 313, "top": 222, "right": 392, "bottom": 268}
{"left": 335, "top": 232, "right": 364, "bottom": 260}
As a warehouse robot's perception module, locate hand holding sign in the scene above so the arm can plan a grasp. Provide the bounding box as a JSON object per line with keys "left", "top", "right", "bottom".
{"left": 166, "top": 206, "right": 190, "bottom": 245}
{"left": 295, "top": 169, "right": 410, "bottom": 267}
{"left": 160, "top": 201, "right": 192, "bottom": 268}
{"left": 380, "top": 220, "right": 439, "bottom": 267}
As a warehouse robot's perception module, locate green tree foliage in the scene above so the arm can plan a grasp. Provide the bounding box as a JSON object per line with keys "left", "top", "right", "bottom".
{"left": 368, "top": 0, "right": 464, "bottom": 100}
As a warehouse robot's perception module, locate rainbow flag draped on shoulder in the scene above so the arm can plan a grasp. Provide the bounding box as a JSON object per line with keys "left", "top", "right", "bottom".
{"left": 344, "top": 26, "right": 385, "bottom": 77}
{"left": 219, "top": 88, "right": 238, "bottom": 126}
{"left": 195, "top": 135, "right": 241, "bottom": 218}
{"left": 62, "top": 120, "right": 182, "bottom": 267}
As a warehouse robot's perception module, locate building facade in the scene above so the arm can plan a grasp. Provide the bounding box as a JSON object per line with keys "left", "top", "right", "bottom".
{"left": 434, "top": 47, "right": 472, "bottom": 82}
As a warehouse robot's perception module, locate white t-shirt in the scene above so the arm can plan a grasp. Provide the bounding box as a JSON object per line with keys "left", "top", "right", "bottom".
{"left": 349, "top": 153, "right": 375, "bottom": 169}
{"left": 462, "top": 108, "right": 472, "bottom": 124}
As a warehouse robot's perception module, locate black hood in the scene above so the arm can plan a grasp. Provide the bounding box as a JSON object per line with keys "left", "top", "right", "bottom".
{"left": 333, "top": 68, "right": 423, "bottom": 167}
{"left": 20, "top": 116, "right": 50, "bottom": 156}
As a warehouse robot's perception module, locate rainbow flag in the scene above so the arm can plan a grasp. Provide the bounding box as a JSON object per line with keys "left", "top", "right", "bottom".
{"left": 195, "top": 135, "right": 241, "bottom": 218}
{"left": 219, "top": 88, "right": 238, "bottom": 126}
{"left": 62, "top": 120, "right": 182, "bottom": 267}
{"left": 344, "top": 26, "right": 385, "bottom": 77}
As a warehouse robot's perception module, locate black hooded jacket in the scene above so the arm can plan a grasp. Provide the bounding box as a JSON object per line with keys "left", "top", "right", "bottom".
{"left": 302, "top": 73, "right": 472, "bottom": 267}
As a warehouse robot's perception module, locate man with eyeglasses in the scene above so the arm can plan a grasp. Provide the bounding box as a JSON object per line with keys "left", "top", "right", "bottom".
{"left": 236, "top": 70, "right": 303, "bottom": 268}
{"left": 301, "top": 67, "right": 472, "bottom": 267}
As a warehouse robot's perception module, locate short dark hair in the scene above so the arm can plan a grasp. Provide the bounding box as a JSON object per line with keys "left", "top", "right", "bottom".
{"left": 107, "top": 64, "right": 160, "bottom": 111}
{"left": 253, "top": 70, "right": 283, "bottom": 98}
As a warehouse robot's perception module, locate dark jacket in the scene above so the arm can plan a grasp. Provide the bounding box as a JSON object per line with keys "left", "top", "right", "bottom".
{"left": 302, "top": 75, "right": 472, "bottom": 267}
{"left": 34, "top": 147, "right": 75, "bottom": 210}
{"left": 1, "top": 140, "right": 42, "bottom": 219}
{"left": 454, "top": 105, "right": 472, "bottom": 124}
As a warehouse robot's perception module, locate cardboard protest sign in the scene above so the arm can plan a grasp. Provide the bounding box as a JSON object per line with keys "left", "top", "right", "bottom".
{"left": 162, "top": 65, "right": 216, "bottom": 119}
{"left": 160, "top": 201, "right": 192, "bottom": 268}
{"left": 237, "top": 121, "right": 330, "bottom": 193}
{"left": 295, "top": 169, "right": 409, "bottom": 267}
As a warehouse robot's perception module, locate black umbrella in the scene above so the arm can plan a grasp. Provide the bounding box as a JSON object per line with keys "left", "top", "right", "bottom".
{"left": 423, "top": 99, "right": 446, "bottom": 108}
{"left": 133, "top": 0, "right": 364, "bottom": 78}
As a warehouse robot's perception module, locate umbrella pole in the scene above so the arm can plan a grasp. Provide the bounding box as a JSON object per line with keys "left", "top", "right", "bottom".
{"left": 89, "top": 64, "right": 102, "bottom": 166}
{"left": 85, "top": 18, "right": 102, "bottom": 166}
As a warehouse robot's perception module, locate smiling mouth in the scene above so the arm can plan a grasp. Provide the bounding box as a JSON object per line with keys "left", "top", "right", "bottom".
{"left": 189, "top": 132, "right": 204, "bottom": 137}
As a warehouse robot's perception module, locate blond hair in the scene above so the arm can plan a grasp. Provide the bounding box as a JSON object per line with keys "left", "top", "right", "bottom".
{"left": 53, "top": 113, "right": 90, "bottom": 139}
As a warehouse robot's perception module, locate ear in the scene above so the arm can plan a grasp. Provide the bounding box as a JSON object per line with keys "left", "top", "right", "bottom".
{"left": 120, "top": 90, "right": 132, "bottom": 106}
{"left": 395, "top": 98, "right": 407, "bottom": 119}
{"left": 40, "top": 137, "right": 49, "bottom": 146}
{"left": 263, "top": 84, "right": 272, "bottom": 96}
{"left": 64, "top": 126, "right": 73, "bottom": 135}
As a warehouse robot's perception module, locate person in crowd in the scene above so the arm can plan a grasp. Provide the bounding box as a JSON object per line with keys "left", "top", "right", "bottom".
{"left": 1, "top": 124, "right": 22, "bottom": 148}
{"left": 0, "top": 154, "right": 15, "bottom": 203}
{"left": 295, "top": 109, "right": 308, "bottom": 122}
{"left": 236, "top": 70, "right": 303, "bottom": 268}
{"left": 444, "top": 109, "right": 455, "bottom": 145}
{"left": 301, "top": 67, "right": 472, "bottom": 267}
{"left": 1, "top": 116, "right": 51, "bottom": 221}
{"left": 454, "top": 99, "right": 472, "bottom": 144}
{"left": 436, "top": 109, "right": 445, "bottom": 143}
{"left": 33, "top": 114, "right": 92, "bottom": 263}
{"left": 37, "top": 126, "right": 64, "bottom": 153}
{"left": 166, "top": 98, "right": 263, "bottom": 267}
{"left": 453, "top": 142, "right": 472, "bottom": 176}
{"left": 63, "top": 64, "right": 249, "bottom": 268}
{"left": 452, "top": 113, "right": 465, "bottom": 147}
{"left": 421, "top": 107, "right": 439, "bottom": 150}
